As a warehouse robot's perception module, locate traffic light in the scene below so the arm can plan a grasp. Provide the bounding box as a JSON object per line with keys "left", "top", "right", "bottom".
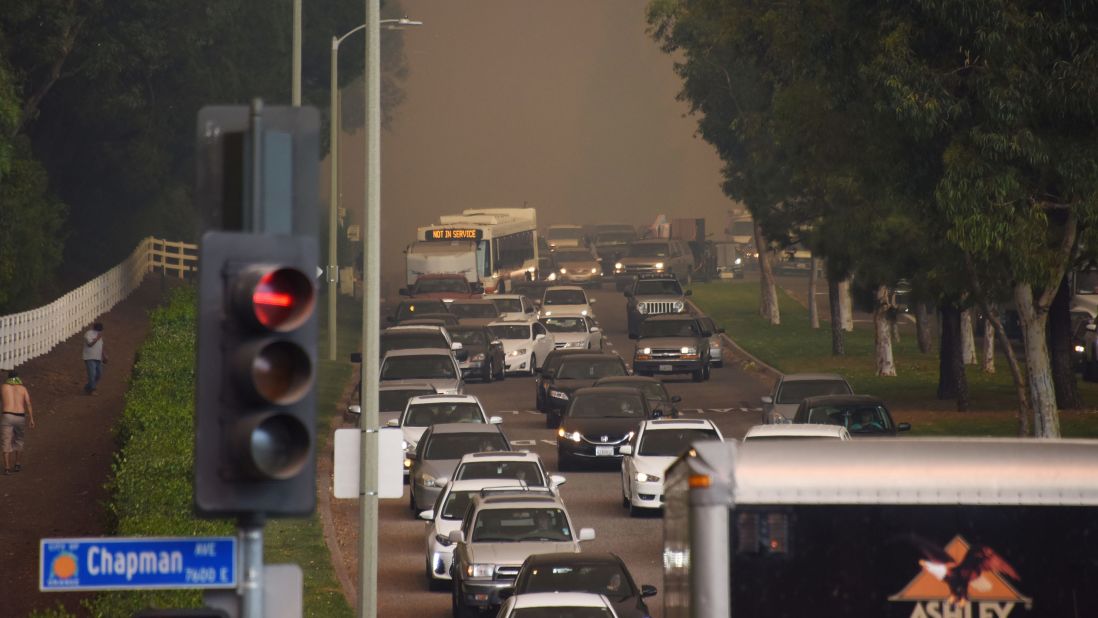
{"left": 194, "top": 230, "right": 318, "bottom": 517}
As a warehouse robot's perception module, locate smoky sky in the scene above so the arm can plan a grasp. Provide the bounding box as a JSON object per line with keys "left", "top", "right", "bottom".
{"left": 327, "top": 0, "right": 737, "bottom": 287}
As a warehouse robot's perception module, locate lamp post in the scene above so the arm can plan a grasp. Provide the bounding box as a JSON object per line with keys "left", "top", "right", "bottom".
{"left": 328, "top": 17, "right": 421, "bottom": 361}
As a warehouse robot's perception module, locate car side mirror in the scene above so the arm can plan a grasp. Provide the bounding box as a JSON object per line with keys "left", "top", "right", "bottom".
{"left": 651, "top": 409, "right": 664, "bottom": 419}
{"left": 701, "top": 331, "right": 712, "bottom": 338}
{"left": 618, "top": 444, "right": 633, "bottom": 455}
{"left": 717, "top": 327, "right": 725, "bottom": 334}
{"left": 348, "top": 405, "right": 362, "bottom": 415}
{"left": 490, "top": 340, "right": 503, "bottom": 347}
{"left": 761, "top": 396, "right": 773, "bottom": 405}
{"left": 386, "top": 419, "right": 399, "bottom": 427}
{"left": 624, "top": 290, "right": 634, "bottom": 298}
{"left": 399, "top": 288, "right": 410, "bottom": 296}
{"left": 578, "top": 528, "right": 596, "bottom": 542}
{"left": 448, "top": 530, "right": 464, "bottom": 544}
{"left": 543, "top": 368, "right": 556, "bottom": 379}
{"left": 641, "top": 585, "right": 658, "bottom": 598}
{"left": 489, "top": 416, "right": 503, "bottom": 424}
{"left": 628, "top": 333, "right": 638, "bottom": 340}
{"left": 549, "top": 474, "right": 567, "bottom": 488}
{"left": 535, "top": 333, "right": 545, "bottom": 341}
{"left": 451, "top": 342, "right": 464, "bottom": 350}
{"left": 350, "top": 352, "right": 363, "bottom": 363}
{"left": 590, "top": 298, "right": 597, "bottom": 303}
{"left": 435, "top": 476, "right": 449, "bottom": 487}
{"left": 684, "top": 289, "right": 693, "bottom": 296}
{"left": 418, "top": 509, "right": 435, "bottom": 521}
{"left": 590, "top": 326, "right": 600, "bottom": 333}
{"left": 897, "top": 422, "right": 912, "bottom": 432}
{"left": 671, "top": 395, "right": 682, "bottom": 403}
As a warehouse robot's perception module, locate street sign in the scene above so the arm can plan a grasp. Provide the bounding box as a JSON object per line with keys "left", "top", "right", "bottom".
{"left": 40, "top": 537, "right": 237, "bottom": 591}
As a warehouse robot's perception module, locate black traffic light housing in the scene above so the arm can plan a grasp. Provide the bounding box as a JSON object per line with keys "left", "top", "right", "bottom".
{"left": 194, "top": 230, "right": 318, "bottom": 518}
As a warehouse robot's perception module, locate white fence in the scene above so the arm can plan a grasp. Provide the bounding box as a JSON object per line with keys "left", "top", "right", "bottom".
{"left": 0, "top": 237, "right": 197, "bottom": 370}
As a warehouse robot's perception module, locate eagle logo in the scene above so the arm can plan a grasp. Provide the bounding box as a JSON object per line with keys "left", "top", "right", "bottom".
{"left": 890, "top": 535, "right": 1029, "bottom": 607}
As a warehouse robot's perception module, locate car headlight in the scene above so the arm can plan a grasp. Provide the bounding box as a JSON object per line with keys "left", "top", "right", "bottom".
{"left": 635, "top": 472, "right": 661, "bottom": 483}
{"left": 471, "top": 353, "right": 486, "bottom": 362}
{"left": 563, "top": 341, "right": 585, "bottom": 348}
{"left": 557, "top": 428, "right": 582, "bottom": 443}
{"left": 466, "top": 564, "right": 495, "bottom": 578}
{"left": 637, "top": 303, "right": 648, "bottom": 315}
{"left": 642, "top": 347, "right": 653, "bottom": 355}
{"left": 560, "top": 267, "right": 567, "bottom": 274}
{"left": 654, "top": 262, "right": 664, "bottom": 270}
{"left": 680, "top": 346, "right": 697, "bottom": 354}
{"left": 614, "top": 262, "right": 623, "bottom": 270}
{"left": 401, "top": 440, "right": 410, "bottom": 450}
{"left": 549, "top": 389, "right": 569, "bottom": 400}
{"left": 673, "top": 301, "right": 685, "bottom": 312}
{"left": 419, "top": 473, "right": 437, "bottom": 487}
{"left": 590, "top": 267, "right": 598, "bottom": 274}
{"left": 404, "top": 458, "right": 413, "bottom": 469}
{"left": 580, "top": 309, "right": 588, "bottom": 316}
{"left": 547, "top": 272, "right": 557, "bottom": 281}
{"left": 1075, "top": 344, "right": 1086, "bottom": 353}
{"left": 435, "top": 533, "right": 453, "bottom": 547}
{"left": 507, "top": 348, "right": 528, "bottom": 358}
{"left": 734, "top": 257, "right": 743, "bottom": 265}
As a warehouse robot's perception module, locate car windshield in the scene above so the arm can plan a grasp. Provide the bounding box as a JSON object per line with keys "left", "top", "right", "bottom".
{"left": 640, "top": 320, "right": 700, "bottom": 338}
{"left": 415, "top": 278, "right": 469, "bottom": 293}
{"left": 449, "top": 302, "right": 499, "bottom": 318}
{"left": 634, "top": 280, "right": 683, "bottom": 295}
{"left": 381, "top": 333, "right": 447, "bottom": 355}
{"left": 519, "top": 562, "right": 635, "bottom": 601}
{"left": 555, "top": 249, "right": 593, "bottom": 261}
{"left": 471, "top": 507, "right": 571, "bottom": 542}
{"left": 380, "top": 356, "right": 456, "bottom": 380}
{"left": 489, "top": 324, "right": 531, "bottom": 340}
{"left": 549, "top": 228, "right": 584, "bottom": 240}
{"left": 805, "top": 404, "right": 893, "bottom": 433}
{"left": 440, "top": 490, "right": 477, "bottom": 520}
{"left": 598, "top": 380, "right": 666, "bottom": 401}
{"left": 396, "top": 301, "right": 447, "bottom": 321}
{"left": 492, "top": 298, "right": 524, "bottom": 313}
{"left": 512, "top": 609, "right": 614, "bottom": 618}
{"left": 454, "top": 461, "right": 546, "bottom": 487}
{"left": 379, "top": 389, "right": 433, "bottom": 412}
{"left": 544, "top": 290, "right": 587, "bottom": 306}
{"left": 596, "top": 232, "right": 634, "bottom": 245}
{"left": 568, "top": 393, "right": 645, "bottom": 418}
{"left": 404, "top": 402, "right": 484, "bottom": 427}
{"left": 776, "top": 379, "right": 852, "bottom": 404}
{"left": 543, "top": 317, "right": 587, "bottom": 333}
{"left": 627, "top": 243, "right": 669, "bottom": 258}
{"left": 638, "top": 428, "right": 720, "bottom": 456}
{"left": 557, "top": 359, "right": 626, "bottom": 380}
{"left": 424, "top": 433, "right": 508, "bottom": 460}
{"left": 449, "top": 329, "right": 488, "bottom": 346}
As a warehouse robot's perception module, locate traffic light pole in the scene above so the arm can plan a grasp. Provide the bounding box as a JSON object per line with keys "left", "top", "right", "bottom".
{"left": 239, "top": 515, "right": 265, "bottom": 618}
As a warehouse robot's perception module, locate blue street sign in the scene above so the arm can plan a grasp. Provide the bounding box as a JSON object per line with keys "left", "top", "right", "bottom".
{"left": 40, "top": 537, "right": 237, "bottom": 591}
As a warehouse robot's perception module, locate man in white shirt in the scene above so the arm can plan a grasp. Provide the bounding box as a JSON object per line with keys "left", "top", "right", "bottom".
{"left": 82, "top": 322, "right": 107, "bottom": 395}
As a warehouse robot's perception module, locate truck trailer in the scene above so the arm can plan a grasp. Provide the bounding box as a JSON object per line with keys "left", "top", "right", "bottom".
{"left": 663, "top": 438, "right": 1098, "bottom": 618}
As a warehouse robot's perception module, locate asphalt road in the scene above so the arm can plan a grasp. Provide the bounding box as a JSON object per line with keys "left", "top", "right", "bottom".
{"left": 371, "top": 283, "right": 773, "bottom": 617}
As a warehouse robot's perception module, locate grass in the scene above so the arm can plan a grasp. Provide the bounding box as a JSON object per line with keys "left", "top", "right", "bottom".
{"left": 689, "top": 280, "right": 1098, "bottom": 437}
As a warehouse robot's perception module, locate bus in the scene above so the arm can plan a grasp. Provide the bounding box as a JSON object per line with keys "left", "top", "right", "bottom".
{"left": 415, "top": 208, "right": 540, "bottom": 293}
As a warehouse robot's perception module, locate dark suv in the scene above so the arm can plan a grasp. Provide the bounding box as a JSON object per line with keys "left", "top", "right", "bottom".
{"left": 630, "top": 315, "right": 711, "bottom": 382}
{"left": 539, "top": 353, "right": 629, "bottom": 428}
{"left": 624, "top": 274, "right": 689, "bottom": 338}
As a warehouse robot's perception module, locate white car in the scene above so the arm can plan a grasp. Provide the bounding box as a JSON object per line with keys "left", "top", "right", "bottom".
{"left": 417, "top": 478, "right": 537, "bottom": 590}
{"left": 385, "top": 394, "right": 502, "bottom": 475}
{"left": 743, "top": 423, "right": 851, "bottom": 441}
{"left": 444, "top": 450, "right": 566, "bottom": 495}
{"left": 486, "top": 294, "right": 538, "bottom": 321}
{"left": 546, "top": 224, "right": 587, "bottom": 251}
{"left": 543, "top": 314, "right": 603, "bottom": 351}
{"left": 488, "top": 318, "right": 556, "bottom": 375}
{"left": 539, "top": 285, "right": 597, "bottom": 319}
{"left": 497, "top": 592, "right": 620, "bottom": 618}
{"left": 619, "top": 418, "right": 723, "bottom": 515}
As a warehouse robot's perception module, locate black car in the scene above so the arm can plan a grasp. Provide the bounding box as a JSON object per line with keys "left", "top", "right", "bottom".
{"left": 593, "top": 375, "right": 681, "bottom": 418}
{"left": 505, "top": 552, "right": 657, "bottom": 618}
{"left": 448, "top": 325, "right": 506, "bottom": 382}
{"left": 792, "top": 394, "right": 912, "bottom": 436}
{"left": 540, "top": 353, "right": 630, "bottom": 428}
{"left": 556, "top": 386, "right": 650, "bottom": 469}
{"left": 388, "top": 299, "right": 448, "bottom": 324}
{"left": 535, "top": 349, "right": 603, "bottom": 412}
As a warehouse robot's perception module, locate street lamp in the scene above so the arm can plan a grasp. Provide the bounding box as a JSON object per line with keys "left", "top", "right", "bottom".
{"left": 327, "top": 17, "right": 421, "bottom": 360}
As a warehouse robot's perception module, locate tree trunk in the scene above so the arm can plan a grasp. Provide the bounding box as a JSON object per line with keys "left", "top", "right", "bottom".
{"left": 915, "top": 302, "right": 934, "bottom": 354}
{"left": 1050, "top": 276, "right": 1082, "bottom": 410}
{"left": 981, "top": 311, "right": 996, "bottom": 374}
{"left": 754, "top": 221, "right": 780, "bottom": 325}
{"left": 808, "top": 255, "right": 820, "bottom": 329}
{"left": 961, "top": 309, "right": 976, "bottom": 364}
{"left": 1014, "top": 283, "right": 1061, "bottom": 437}
{"left": 980, "top": 302, "right": 1030, "bottom": 435}
{"left": 937, "top": 304, "right": 969, "bottom": 410}
{"left": 839, "top": 277, "right": 854, "bottom": 331}
{"left": 828, "top": 274, "right": 845, "bottom": 356}
{"left": 874, "top": 285, "right": 896, "bottom": 376}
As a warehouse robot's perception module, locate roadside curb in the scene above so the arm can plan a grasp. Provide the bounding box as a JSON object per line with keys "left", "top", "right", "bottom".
{"left": 318, "top": 380, "right": 358, "bottom": 609}
{"left": 687, "top": 297, "right": 784, "bottom": 382}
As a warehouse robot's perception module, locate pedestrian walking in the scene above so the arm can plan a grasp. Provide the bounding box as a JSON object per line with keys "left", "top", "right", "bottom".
{"left": 83, "top": 322, "right": 108, "bottom": 394}
{"left": 1, "top": 369, "right": 35, "bottom": 474}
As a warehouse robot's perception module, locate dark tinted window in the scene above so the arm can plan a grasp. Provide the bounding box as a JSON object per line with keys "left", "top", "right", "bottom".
{"left": 415, "top": 278, "right": 470, "bottom": 293}
{"left": 454, "top": 461, "right": 545, "bottom": 487}
{"left": 379, "top": 388, "right": 433, "bottom": 412}
{"left": 492, "top": 298, "right": 524, "bottom": 313}
{"left": 544, "top": 317, "right": 587, "bottom": 333}
{"left": 627, "top": 243, "right": 670, "bottom": 258}
{"left": 489, "top": 324, "right": 531, "bottom": 340}
{"left": 380, "top": 355, "right": 456, "bottom": 380}
{"left": 638, "top": 428, "right": 720, "bottom": 456}
{"left": 396, "top": 301, "right": 447, "bottom": 321}
{"left": 449, "top": 329, "right": 489, "bottom": 346}
{"left": 568, "top": 393, "right": 645, "bottom": 419}
{"left": 424, "top": 433, "right": 508, "bottom": 460}
{"left": 449, "top": 302, "right": 500, "bottom": 318}
{"left": 381, "top": 332, "right": 448, "bottom": 355}
{"left": 801, "top": 404, "right": 893, "bottom": 433}
{"left": 544, "top": 290, "right": 588, "bottom": 306}
{"left": 512, "top": 609, "right": 612, "bottom": 618}
{"left": 440, "top": 490, "right": 477, "bottom": 520}
{"left": 404, "top": 402, "right": 484, "bottom": 427}
{"left": 634, "top": 280, "right": 683, "bottom": 295}
{"left": 471, "top": 507, "right": 571, "bottom": 542}
{"left": 517, "top": 561, "right": 635, "bottom": 601}
{"left": 776, "top": 380, "right": 852, "bottom": 404}
{"left": 557, "top": 358, "right": 627, "bottom": 380}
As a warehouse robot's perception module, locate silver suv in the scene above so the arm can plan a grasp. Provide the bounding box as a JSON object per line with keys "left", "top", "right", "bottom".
{"left": 613, "top": 238, "right": 694, "bottom": 285}
{"left": 630, "top": 315, "right": 712, "bottom": 382}
{"left": 624, "top": 274, "right": 689, "bottom": 338}
{"left": 449, "top": 491, "right": 595, "bottom": 616}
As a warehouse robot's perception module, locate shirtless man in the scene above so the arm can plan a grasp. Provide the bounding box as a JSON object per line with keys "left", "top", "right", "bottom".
{"left": 1, "top": 369, "right": 35, "bottom": 474}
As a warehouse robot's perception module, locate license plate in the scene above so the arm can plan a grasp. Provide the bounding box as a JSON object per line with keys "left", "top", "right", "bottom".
{"left": 595, "top": 446, "right": 615, "bottom": 457}
{"left": 659, "top": 364, "right": 673, "bottom": 372}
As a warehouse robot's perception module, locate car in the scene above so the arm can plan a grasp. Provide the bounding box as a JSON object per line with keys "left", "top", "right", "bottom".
{"left": 407, "top": 422, "right": 511, "bottom": 513}
{"left": 446, "top": 325, "right": 506, "bottom": 382}
{"left": 592, "top": 375, "right": 681, "bottom": 417}
{"left": 612, "top": 238, "right": 694, "bottom": 284}
{"left": 776, "top": 243, "right": 813, "bottom": 275}
{"left": 399, "top": 273, "right": 482, "bottom": 300}
{"left": 623, "top": 274, "right": 689, "bottom": 338}
{"left": 379, "top": 348, "right": 465, "bottom": 395}
{"left": 550, "top": 247, "right": 603, "bottom": 285}
{"left": 696, "top": 315, "right": 725, "bottom": 367}
{"left": 380, "top": 325, "right": 466, "bottom": 362}
{"left": 488, "top": 318, "right": 556, "bottom": 375}
{"left": 592, "top": 228, "right": 637, "bottom": 276}
{"left": 761, "top": 372, "right": 854, "bottom": 424}
{"left": 447, "top": 450, "right": 566, "bottom": 495}
{"left": 445, "top": 299, "right": 502, "bottom": 327}
{"left": 540, "top": 353, "right": 630, "bottom": 428}
{"left": 346, "top": 379, "right": 437, "bottom": 427}
{"left": 534, "top": 348, "right": 604, "bottom": 412}
{"left": 546, "top": 224, "right": 587, "bottom": 250}
{"left": 556, "top": 386, "right": 652, "bottom": 470}
{"left": 505, "top": 553, "right": 656, "bottom": 618}
{"left": 497, "top": 592, "right": 621, "bottom": 618}
{"left": 543, "top": 314, "right": 603, "bottom": 351}
{"left": 792, "top": 394, "right": 912, "bottom": 436}
{"left": 742, "top": 423, "right": 852, "bottom": 441}
{"left": 386, "top": 394, "right": 502, "bottom": 477}
{"left": 539, "top": 285, "right": 597, "bottom": 318}
{"left": 618, "top": 418, "right": 723, "bottom": 515}
{"left": 487, "top": 294, "right": 538, "bottom": 321}
{"left": 388, "top": 299, "right": 449, "bottom": 324}
{"left": 448, "top": 491, "right": 595, "bottom": 617}
{"left": 630, "top": 314, "right": 712, "bottom": 381}
{"left": 399, "top": 313, "right": 462, "bottom": 328}
{"left": 417, "top": 478, "right": 543, "bottom": 591}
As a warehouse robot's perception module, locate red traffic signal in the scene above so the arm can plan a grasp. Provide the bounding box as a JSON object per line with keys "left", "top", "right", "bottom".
{"left": 234, "top": 266, "right": 316, "bottom": 332}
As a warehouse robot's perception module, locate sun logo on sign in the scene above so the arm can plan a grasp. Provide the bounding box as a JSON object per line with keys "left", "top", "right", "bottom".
{"left": 50, "top": 552, "right": 79, "bottom": 581}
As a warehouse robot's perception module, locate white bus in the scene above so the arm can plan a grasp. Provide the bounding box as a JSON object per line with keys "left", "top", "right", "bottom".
{"left": 415, "top": 208, "right": 540, "bottom": 293}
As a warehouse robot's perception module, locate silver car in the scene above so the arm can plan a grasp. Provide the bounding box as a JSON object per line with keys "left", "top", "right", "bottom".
{"left": 379, "top": 348, "right": 465, "bottom": 395}
{"left": 406, "top": 423, "right": 511, "bottom": 513}
{"left": 760, "top": 372, "right": 854, "bottom": 424}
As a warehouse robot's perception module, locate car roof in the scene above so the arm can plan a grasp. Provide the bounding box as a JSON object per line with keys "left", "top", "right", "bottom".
{"left": 541, "top": 311, "right": 590, "bottom": 319}
{"left": 594, "top": 375, "right": 663, "bottom": 385}
{"left": 543, "top": 285, "right": 585, "bottom": 292}
{"left": 488, "top": 318, "right": 537, "bottom": 327}
{"left": 474, "top": 493, "right": 561, "bottom": 508}
{"left": 445, "top": 478, "right": 530, "bottom": 493}
{"left": 385, "top": 325, "right": 447, "bottom": 333}
{"left": 521, "top": 552, "right": 623, "bottom": 567}
{"left": 800, "top": 394, "right": 886, "bottom": 406}
{"left": 780, "top": 372, "right": 849, "bottom": 382}
{"left": 572, "top": 386, "right": 647, "bottom": 399}
{"left": 426, "top": 423, "right": 505, "bottom": 436}
{"left": 640, "top": 418, "right": 717, "bottom": 431}
{"left": 459, "top": 450, "right": 541, "bottom": 463}
{"left": 510, "top": 592, "right": 612, "bottom": 609}
{"left": 382, "top": 348, "right": 455, "bottom": 358}
{"left": 641, "top": 314, "right": 696, "bottom": 322}
{"left": 406, "top": 394, "right": 481, "bottom": 405}
{"left": 448, "top": 298, "right": 497, "bottom": 305}
{"left": 744, "top": 423, "right": 850, "bottom": 439}
{"left": 487, "top": 294, "right": 528, "bottom": 301}
{"left": 379, "top": 382, "right": 435, "bottom": 392}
